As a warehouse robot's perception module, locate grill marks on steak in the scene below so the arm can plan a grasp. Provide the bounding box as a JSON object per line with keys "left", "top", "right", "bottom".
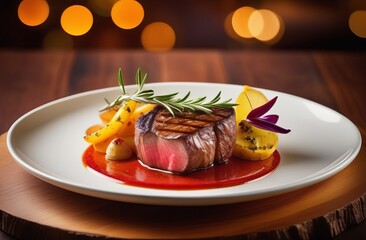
{"left": 135, "top": 106, "right": 236, "bottom": 174}
{"left": 154, "top": 110, "right": 227, "bottom": 137}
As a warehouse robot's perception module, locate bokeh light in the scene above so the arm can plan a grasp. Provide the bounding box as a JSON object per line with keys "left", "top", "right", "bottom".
{"left": 61, "top": 5, "right": 93, "bottom": 36}
{"left": 18, "top": 0, "right": 49, "bottom": 27}
{"left": 229, "top": 6, "right": 284, "bottom": 45}
{"left": 88, "top": 0, "right": 118, "bottom": 17}
{"left": 248, "top": 9, "right": 283, "bottom": 43}
{"left": 43, "top": 29, "right": 73, "bottom": 49}
{"left": 231, "top": 6, "right": 256, "bottom": 38}
{"left": 111, "top": 0, "right": 144, "bottom": 29}
{"left": 264, "top": 12, "right": 284, "bottom": 45}
{"left": 224, "top": 11, "right": 238, "bottom": 39}
{"left": 141, "top": 22, "right": 176, "bottom": 51}
{"left": 349, "top": 10, "right": 366, "bottom": 38}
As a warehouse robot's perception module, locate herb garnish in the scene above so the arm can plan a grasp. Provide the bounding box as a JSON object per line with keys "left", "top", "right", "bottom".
{"left": 101, "top": 68, "right": 237, "bottom": 115}
{"left": 243, "top": 96, "right": 291, "bottom": 134}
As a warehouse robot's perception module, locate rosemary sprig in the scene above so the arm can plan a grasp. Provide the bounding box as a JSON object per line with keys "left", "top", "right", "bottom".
{"left": 100, "top": 68, "right": 237, "bottom": 115}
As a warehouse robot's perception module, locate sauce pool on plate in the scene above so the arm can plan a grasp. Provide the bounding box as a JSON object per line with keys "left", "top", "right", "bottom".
{"left": 82, "top": 145, "right": 280, "bottom": 190}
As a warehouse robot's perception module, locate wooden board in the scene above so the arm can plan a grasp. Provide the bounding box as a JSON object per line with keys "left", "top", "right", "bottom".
{"left": 0, "top": 132, "right": 365, "bottom": 239}
{"left": 1, "top": 50, "right": 365, "bottom": 239}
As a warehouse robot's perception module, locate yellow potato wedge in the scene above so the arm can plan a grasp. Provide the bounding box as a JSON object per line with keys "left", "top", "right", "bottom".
{"left": 84, "top": 100, "right": 137, "bottom": 144}
{"left": 234, "top": 85, "right": 278, "bottom": 160}
{"left": 99, "top": 107, "right": 119, "bottom": 124}
{"left": 234, "top": 121, "right": 278, "bottom": 161}
{"left": 85, "top": 124, "right": 103, "bottom": 136}
{"left": 235, "top": 85, "right": 268, "bottom": 124}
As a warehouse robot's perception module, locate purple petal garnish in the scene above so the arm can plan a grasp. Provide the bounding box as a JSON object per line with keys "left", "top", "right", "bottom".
{"left": 247, "top": 96, "right": 278, "bottom": 119}
{"left": 244, "top": 95, "right": 291, "bottom": 134}
{"left": 260, "top": 114, "right": 279, "bottom": 124}
{"left": 247, "top": 118, "right": 291, "bottom": 134}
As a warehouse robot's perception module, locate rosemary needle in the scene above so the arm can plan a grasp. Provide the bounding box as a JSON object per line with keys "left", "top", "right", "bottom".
{"left": 100, "top": 68, "right": 237, "bottom": 115}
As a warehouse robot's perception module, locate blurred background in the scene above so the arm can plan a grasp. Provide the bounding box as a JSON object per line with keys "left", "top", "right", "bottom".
{"left": 0, "top": 0, "right": 366, "bottom": 51}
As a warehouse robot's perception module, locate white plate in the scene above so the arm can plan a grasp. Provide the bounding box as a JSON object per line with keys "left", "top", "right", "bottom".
{"left": 7, "top": 83, "right": 362, "bottom": 206}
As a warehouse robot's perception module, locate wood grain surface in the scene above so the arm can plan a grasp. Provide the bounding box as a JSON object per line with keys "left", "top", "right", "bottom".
{"left": 0, "top": 50, "right": 365, "bottom": 239}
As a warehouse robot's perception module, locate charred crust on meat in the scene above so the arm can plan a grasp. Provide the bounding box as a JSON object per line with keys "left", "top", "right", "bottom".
{"left": 135, "top": 106, "right": 236, "bottom": 173}
{"left": 136, "top": 105, "right": 162, "bottom": 133}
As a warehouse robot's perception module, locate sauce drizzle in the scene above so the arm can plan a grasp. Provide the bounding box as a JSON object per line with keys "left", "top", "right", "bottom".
{"left": 82, "top": 146, "right": 280, "bottom": 190}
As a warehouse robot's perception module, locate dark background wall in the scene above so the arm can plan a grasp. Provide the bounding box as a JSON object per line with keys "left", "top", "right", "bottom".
{"left": 1, "top": 0, "right": 365, "bottom": 50}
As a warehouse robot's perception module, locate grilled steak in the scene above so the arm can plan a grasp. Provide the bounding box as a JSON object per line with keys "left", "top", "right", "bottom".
{"left": 134, "top": 106, "right": 236, "bottom": 173}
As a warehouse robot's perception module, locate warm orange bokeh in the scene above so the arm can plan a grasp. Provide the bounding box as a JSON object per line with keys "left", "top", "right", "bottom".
{"left": 141, "top": 22, "right": 176, "bottom": 51}
{"left": 248, "top": 9, "right": 282, "bottom": 43}
{"left": 111, "top": 0, "right": 144, "bottom": 29}
{"left": 61, "top": 5, "right": 93, "bottom": 36}
{"left": 349, "top": 10, "right": 366, "bottom": 38}
{"left": 18, "top": 0, "right": 49, "bottom": 26}
{"left": 231, "top": 6, "right": 256, "bottom": 38}
{"left": 230, "top": 6, "right": 284, "bottom": 45}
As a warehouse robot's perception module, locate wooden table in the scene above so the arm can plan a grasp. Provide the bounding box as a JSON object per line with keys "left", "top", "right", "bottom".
{"left": 0, "top": 50, "right": 365, "bottom": 239}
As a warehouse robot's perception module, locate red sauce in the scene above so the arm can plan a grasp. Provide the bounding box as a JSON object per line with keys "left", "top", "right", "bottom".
{"left": 82, "top": 145, "right": 280, "bottom": 190}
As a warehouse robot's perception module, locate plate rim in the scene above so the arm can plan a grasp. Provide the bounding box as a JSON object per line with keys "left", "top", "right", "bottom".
{"left": 6, "top": 82, "right": 362, "bottom": 206}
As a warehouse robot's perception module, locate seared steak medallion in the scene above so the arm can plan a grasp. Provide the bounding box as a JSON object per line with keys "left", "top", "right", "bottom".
{"left": 134, "top": 106, "right": 236, "bottom": 173}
